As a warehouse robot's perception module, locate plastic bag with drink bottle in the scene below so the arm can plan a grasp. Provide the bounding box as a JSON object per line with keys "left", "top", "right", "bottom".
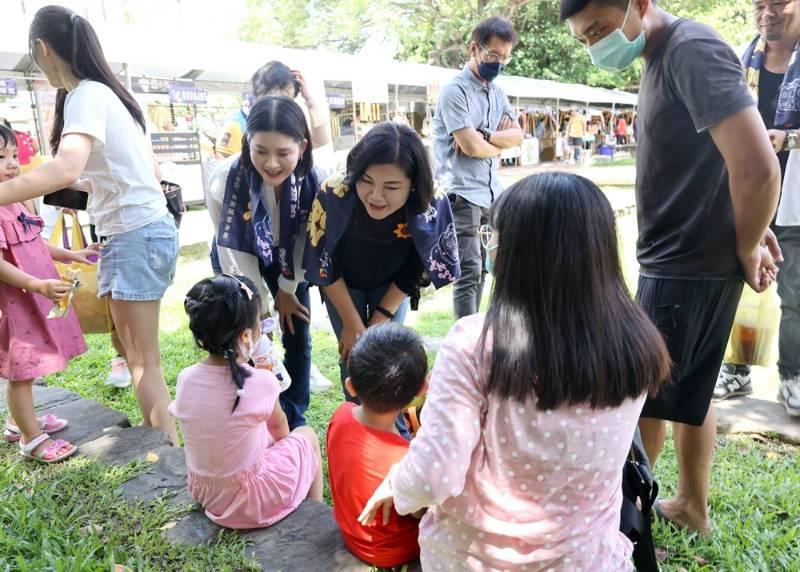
{"left": 252, "top": 317, "right": 292, "bottom": 392}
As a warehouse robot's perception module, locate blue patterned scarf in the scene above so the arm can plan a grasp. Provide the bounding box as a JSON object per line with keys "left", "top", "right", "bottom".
{"left": 742, "top": 34, "right": 800, "bottom": 129}
{"left": 216, "top": 157, "right": 317, "bottom": 280}
{"left": 304, "top": 173, "right": 460, "bottom": 289}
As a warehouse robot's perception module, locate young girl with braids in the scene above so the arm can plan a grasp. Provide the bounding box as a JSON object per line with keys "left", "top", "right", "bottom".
{"left": 169, "top": 274, "right": 323, "bottom": 529}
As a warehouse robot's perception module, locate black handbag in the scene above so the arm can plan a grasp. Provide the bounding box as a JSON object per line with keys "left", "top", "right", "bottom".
{"left": 44, "top": 187, "right": 89, "bottom": 210}
{"left": 160, "top": 180, "right": 185, "bottom": 228}
{"left": 620, "top": 428, "right": 660, "bottom": 571}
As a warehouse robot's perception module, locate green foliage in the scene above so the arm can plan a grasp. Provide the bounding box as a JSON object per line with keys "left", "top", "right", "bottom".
{"left": 0, "top": 452, "right": 259, "bottom": 570}
{"left": 505, "top": 0, "right": 643, "bottom": 88}
{"left": 238, "top": 0, "right": 755, "bottom": 89}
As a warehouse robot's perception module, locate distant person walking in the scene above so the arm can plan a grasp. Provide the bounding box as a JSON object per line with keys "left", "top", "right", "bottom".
{"left": 615, "top": 114, "right": 628, "bottom": 145}
{"left": 567, "top": 110, "right": 586, "bottom": 163}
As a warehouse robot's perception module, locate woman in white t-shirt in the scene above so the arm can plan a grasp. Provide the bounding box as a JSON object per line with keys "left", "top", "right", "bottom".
{"left": 0, "top": 6, "right": 179, "bottom": 444}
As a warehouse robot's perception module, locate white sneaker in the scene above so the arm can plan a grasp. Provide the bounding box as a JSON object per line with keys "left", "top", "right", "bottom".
{"left": 778, "top": 377, "right": 800, "bottom": 417}
{"left": 713, "top": 363, "right": 753, "bottom": 401}
{"left": 309, "top": 364, "right": 333, "bottom": 393}
{"left": 105, "top": 357, "right": 132, "bottom": 389}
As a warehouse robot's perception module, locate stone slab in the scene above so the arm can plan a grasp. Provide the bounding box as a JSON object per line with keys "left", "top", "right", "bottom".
{"left": 166, "top": 510, "right": 222, "bottom": 545}
{"left": 0, "top": 381, "right": 83, "bottom": 412}
{"left": 716, "top": 397, "right": 800, "bottom": 444}
{"left": 81, "top": 425, "right": 174, "bottom": 465}
{"left": 244, "top": 500, "right": 368, "bottom": 571}
{"left": 120, "top": 446, "right": 193, "bottom": 505}
{"left": 41, "top": 397, "right": 130, "bottom": 447}
{"left": 167, "top": 500, "right": 370, "bottom": 571}
{"left": 168, "top": 503, "right": 425, "bottom": 571}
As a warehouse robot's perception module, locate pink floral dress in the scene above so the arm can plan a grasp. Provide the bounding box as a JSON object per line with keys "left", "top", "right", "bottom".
{"left": 0, "top": 203, "right": 86, "bottom": 381}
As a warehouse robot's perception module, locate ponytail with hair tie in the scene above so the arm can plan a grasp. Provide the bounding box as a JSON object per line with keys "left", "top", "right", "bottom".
{"left": 29, "top": 5, "right": 147, "bottom": 153}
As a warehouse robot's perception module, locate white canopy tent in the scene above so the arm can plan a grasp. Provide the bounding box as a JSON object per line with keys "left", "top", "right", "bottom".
{"left": 0, "top": 21, "right": 637, "bottom": 107}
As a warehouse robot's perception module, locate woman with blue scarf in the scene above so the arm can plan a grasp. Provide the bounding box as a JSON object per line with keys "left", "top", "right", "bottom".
{"left": 207, "top": 96, "right": 322, "bottom": 429}
{"left": 305, "top": 123, "right": 460, "bottom": 392}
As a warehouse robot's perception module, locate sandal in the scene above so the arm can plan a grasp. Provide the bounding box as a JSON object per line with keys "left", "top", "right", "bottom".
{"left": 5, "top": 414, "right": 68, "bottom": 443}
{"left": 19, "top": 432, "right": 77, "bottom": 464}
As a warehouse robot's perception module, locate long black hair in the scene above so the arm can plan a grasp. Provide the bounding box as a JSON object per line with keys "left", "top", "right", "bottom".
{"left": 480, "top": 172, "right": 669, "bottom": 410}
{"left": 29, "top": 5, "right": 146, "bottom": 153}
{"left": 241, "top": 96, "right": 313, "bottom": 178}
{"left": 345, "top": 122, "right": 435, "bottom": 213}
{"left": 251, "top": 61, "right": 299, "bottom": 99}
{"left": 184, "top": 274, "right": 261, "bottom": 412}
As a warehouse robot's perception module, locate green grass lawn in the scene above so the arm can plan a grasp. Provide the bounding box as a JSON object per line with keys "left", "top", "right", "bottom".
{"left": 1, "top": 212, "right": 798, "bottom": 571}
{"left": 594, "top": 156, "right": 637, "bottom": 167}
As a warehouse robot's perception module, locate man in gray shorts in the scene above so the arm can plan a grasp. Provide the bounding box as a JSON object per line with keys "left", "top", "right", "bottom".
{"left": 431, "top": 16, "right": 524, "bottom": 319}
{"left": 562, "top": 0, "right": 781, "bottom": 533}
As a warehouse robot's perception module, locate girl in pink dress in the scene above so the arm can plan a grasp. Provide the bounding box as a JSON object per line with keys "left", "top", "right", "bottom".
{"left": 169, "top": 274, "right": 323, "bottom": 529}
{"left": 0, "top": 125, "right": 95, "bottom": 463}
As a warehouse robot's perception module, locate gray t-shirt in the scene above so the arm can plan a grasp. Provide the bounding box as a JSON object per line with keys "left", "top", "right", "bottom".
{"left": 636, "top": 19, "right": 754, "bottom": 279}
{"left": 432, "top": 66, "right": 516, "bottom": 209}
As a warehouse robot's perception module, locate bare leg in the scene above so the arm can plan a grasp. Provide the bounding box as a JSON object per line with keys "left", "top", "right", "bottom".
{"left": 6, "top": 379, "right": 72, "bottom": 456}
{"left": 109, "top": 299, "right": 178, "bottom": 445}
{"left": 295, "top": 426, "right": 324, "bottom": 502}
{"left": 638, "top": 416, "right": 667, "bottom": 469}
{"left": 659, "top": 405, "right": 716, "bottom": 534}
{"left": 111, "top": 327, "right": 126, "bottom": 360}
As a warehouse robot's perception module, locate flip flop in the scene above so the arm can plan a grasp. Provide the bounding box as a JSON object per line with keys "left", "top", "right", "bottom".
{"left": 5, "top": 414, "right": 68, "bottom": 443}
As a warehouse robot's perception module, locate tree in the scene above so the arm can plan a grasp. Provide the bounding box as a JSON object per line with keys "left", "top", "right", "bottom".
{"left": 503, "top": 1, "right": 642, "bottom": 89}
{"left": 238, "top": 0, "right": 754, "bottom": 89}
{"left": 238, "top": 0, "right": 381, "bottom": 53}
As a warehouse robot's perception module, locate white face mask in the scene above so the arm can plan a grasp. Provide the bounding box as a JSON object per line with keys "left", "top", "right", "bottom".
{"left": 238, "top": 329, "right": 256, "bottom": 363}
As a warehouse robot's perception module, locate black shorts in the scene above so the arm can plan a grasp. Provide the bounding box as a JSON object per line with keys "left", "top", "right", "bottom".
{"left": 637, "top": 276, "right": 743, "bottom": 426}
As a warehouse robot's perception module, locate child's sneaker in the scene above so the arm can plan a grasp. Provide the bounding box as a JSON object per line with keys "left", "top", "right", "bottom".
{"left": 105, "top": 357, "right": 132, "bottom": 388}
{"left": 713, "top": 363, "right": 752, "bottom": 401}
{"left": 778, "top": 377, "right": 800, "bottom": 417}
{"left": 310, "top": 364, "right": 333, "bottom": 393}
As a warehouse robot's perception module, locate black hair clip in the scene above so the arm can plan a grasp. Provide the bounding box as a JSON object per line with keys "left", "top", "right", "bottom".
{"left": 223, "top": 348, "right": 235, "bottom": 360}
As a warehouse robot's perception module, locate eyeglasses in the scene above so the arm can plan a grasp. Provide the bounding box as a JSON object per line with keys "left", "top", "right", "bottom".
{"left": 479, "top": 45, "right": 512, "bottom": 65}
{"left": 478, "top": 224, "right": 496, "bottom": 249}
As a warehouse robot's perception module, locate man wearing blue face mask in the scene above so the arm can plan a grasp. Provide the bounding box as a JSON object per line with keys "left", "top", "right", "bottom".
{"left": 562, "top": 0, "right": 782, "bottom": 534}
{"left": 432, "top": 17, "right": 524, "bottom": 320}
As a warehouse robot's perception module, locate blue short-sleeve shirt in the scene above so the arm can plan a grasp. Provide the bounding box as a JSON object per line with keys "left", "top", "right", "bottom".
{"left": 432, "top": 66, "right": 516, "bottom": 209}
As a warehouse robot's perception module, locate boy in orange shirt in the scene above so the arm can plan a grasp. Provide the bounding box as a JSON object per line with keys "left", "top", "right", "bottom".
{"left": 326, "top": 323, "right": 428, "bottom": 568}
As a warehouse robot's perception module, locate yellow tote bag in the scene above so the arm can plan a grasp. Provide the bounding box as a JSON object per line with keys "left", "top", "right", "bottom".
{"left": 49, "top": 211, "right": 114, "bottom": 334}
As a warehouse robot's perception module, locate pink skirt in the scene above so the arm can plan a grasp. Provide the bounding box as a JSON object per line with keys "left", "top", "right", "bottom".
{"left": 187, "top": 432, "right": 319, "bottom": 529}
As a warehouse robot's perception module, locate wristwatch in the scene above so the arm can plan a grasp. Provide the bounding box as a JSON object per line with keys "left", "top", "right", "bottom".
{"left": 785, "top": 130, "right": 798, "bottom": 151}
{"left": 477, "top": 127, "right": 493, "bottom": 143}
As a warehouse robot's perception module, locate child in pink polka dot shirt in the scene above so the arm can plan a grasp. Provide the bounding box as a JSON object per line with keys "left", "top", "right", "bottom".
{"left": 359, "top": 174, "right": 670, "bottom": 570}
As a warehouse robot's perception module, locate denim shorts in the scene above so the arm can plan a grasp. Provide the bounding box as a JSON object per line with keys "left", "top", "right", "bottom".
{"left": 98, "top": 214, "right": 178, "bottom": 301}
